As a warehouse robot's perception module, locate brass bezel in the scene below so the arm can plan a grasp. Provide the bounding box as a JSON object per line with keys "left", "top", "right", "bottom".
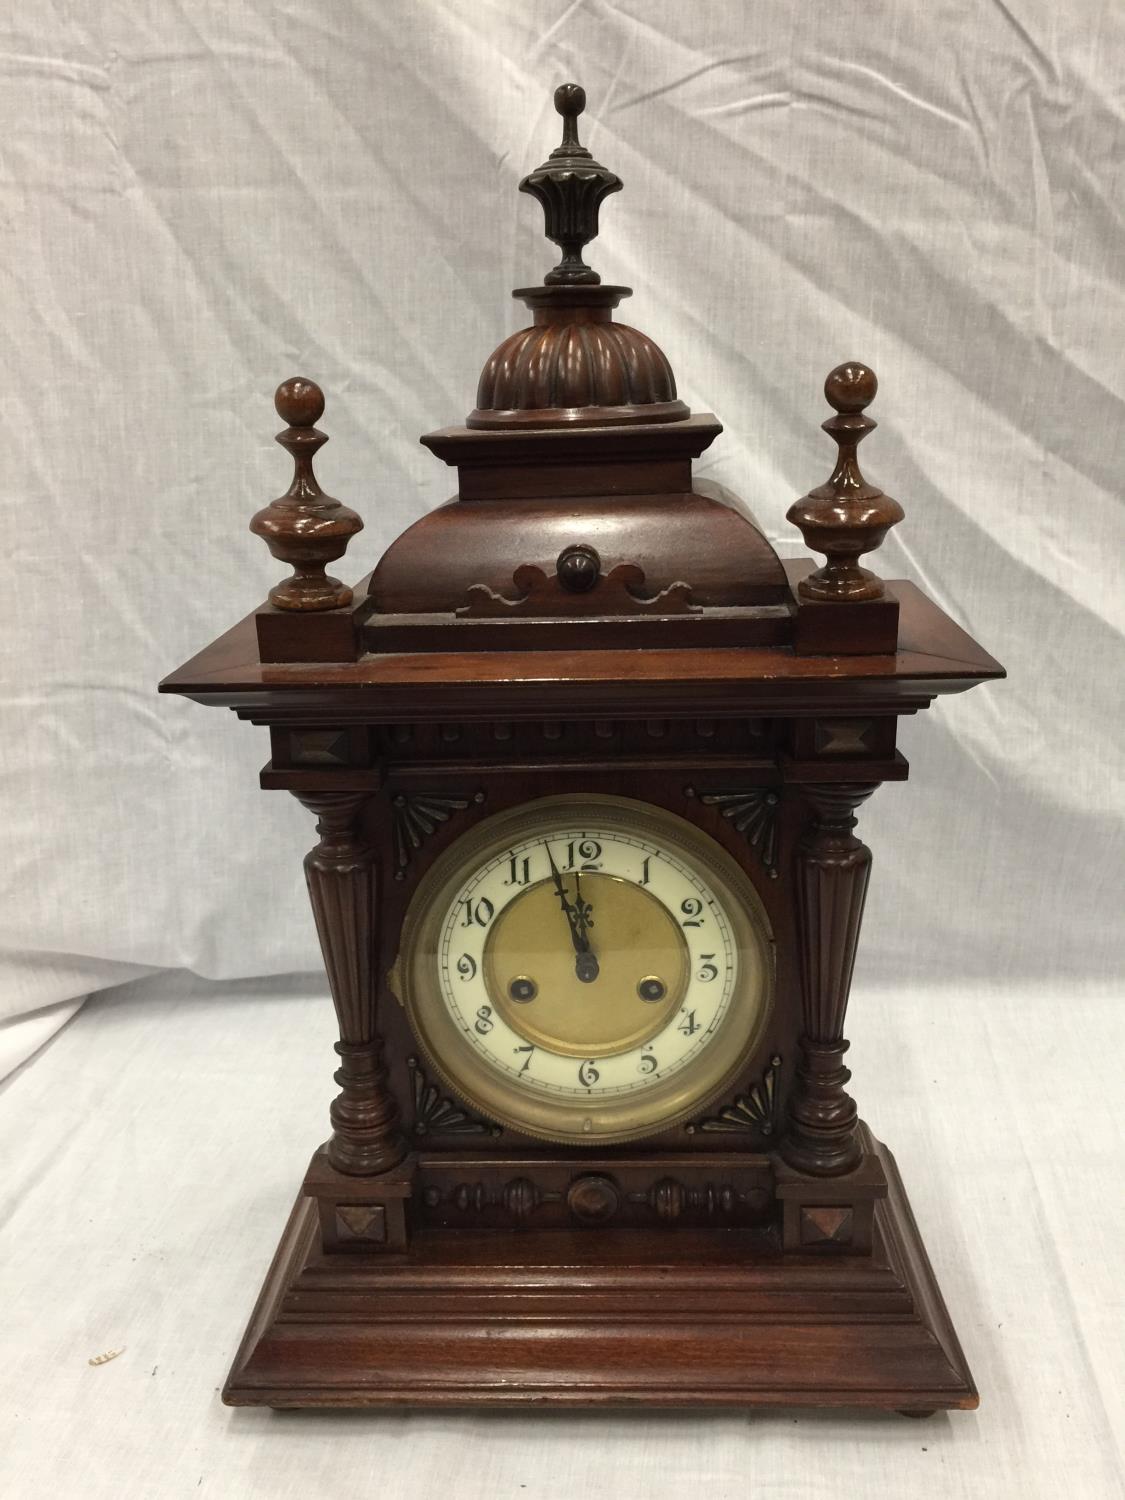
{"left": 396, "top": 794, "right": 776, "bottom": 1146}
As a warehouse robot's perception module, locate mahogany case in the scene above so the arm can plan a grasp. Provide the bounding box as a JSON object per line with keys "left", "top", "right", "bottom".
{"left": 160, "top": 81, "right": 1003, "bottom": 1413}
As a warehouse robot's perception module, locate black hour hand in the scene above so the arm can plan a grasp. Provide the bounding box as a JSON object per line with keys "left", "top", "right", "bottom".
{"left": 545, "top": 843, "right": 599, "bottom": 983}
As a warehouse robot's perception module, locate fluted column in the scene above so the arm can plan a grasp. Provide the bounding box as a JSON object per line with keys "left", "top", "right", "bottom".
{"left": 295, "top": 792, "right": 407, "bottom": 1176}
{"left": 782, "top": 784, "right": 877, "bottom": 1176}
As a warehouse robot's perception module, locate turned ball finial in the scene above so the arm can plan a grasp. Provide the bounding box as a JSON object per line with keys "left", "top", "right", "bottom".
{"left": 786, "top": 362, "right": 904, "bottom": 602}
{"left": 824, "top": 361, "right": 877, "bottom": 414}
{"left": 249, "top": 377, "right": 363, "bottom": 612}
{"left": 275, "top": 374, "right": 325, "bottom": 428}
{"left": 553, "top": 83, "right": 587, "bottom": 150}
{"left": 520, "top": 81, "right": 622, "bottom": 287}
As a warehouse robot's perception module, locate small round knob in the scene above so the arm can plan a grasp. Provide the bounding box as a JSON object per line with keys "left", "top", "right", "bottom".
{"left": 275, "top": 375, "right": 325, "bottom": 428}
{"left": 824, "top": 362, "right": 877, "bottom": 415}
{"left": 555, "top": 82, "right": 586, "bottom": 119}
{"left": 556, "top": 544, "right": 601, "bottom": 593}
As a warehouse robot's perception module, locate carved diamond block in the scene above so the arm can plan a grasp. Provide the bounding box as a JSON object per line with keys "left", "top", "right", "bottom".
{"left": 813, "top": 718, "right": 875, "bottom": 755}
{"left": 335, "top": 1204, "right": 387, "bottom": 1242}
{"left": 799, "top": 1205, "right": 854, "bottom": 1246}
{"left": 289, "top": 729, "right": 352, "bottom": 766}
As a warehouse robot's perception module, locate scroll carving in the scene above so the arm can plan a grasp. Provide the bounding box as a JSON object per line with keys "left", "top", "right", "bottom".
{"left": 296, "top": 792, "right": 407, "bottom": 1175}
{"left": 781, "top": 784, "right": 877, "bottom": 1177}
{"left": 457, "top": 557, "right": 698, "bottom": 619}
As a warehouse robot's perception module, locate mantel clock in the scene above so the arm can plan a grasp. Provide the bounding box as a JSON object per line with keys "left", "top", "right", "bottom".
{"left": 161, "top": 84, "right": 1004, "bottom": 1413}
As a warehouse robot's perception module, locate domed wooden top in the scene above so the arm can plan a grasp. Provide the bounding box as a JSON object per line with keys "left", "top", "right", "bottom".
{"left": 470, "top": 298, "right": 688, "bottom": 430}
{"left": 369, "top": 84, "right": 790, "bottom": 646}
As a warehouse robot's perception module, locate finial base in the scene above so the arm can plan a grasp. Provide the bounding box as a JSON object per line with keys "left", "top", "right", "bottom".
{"left": 268, "top": 573, "right": 354, "bottom": 612}
{"left": 467, "top": 399, "right": 689, "bottom": 431}
{"left": 798, "top": 563, "right": 884, "bottom": 603}
{"left": 251, "top": 504, "right": 363, "bottom": 612}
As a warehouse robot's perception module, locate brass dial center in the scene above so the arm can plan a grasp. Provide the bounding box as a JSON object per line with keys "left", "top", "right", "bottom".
{"left": 483, "top": 873, "right": 689, "bottom": 1058}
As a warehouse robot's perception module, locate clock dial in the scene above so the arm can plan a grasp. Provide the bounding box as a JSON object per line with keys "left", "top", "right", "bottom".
{"left": 397, "top": 795, "right": 774, "bottom": 1144}
{"left": 484, "top": 870, "right": 691, "bottom": 1058}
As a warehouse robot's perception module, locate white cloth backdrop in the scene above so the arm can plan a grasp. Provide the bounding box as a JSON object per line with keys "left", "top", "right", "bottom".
{"left": 0, "top": 2, "right": 1122, "bottom": 1495}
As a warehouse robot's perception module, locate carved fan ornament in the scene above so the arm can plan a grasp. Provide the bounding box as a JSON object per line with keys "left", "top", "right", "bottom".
{"left": 687, "top": 787, "right": 782, "bottom": 877}
{"left": 408, "top": 1057, "right": 497, "bottom": 1137}
{"left": 391, "top": 791, "right": 484, "bottom": 878}
{"left": 687, "top": 1054, "right": 783, "bottom": 1137}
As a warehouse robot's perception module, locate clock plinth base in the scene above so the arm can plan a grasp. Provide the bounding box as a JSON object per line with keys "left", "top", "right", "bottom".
{"left": 304, "top": 1147, "right": 415, "bottom": 1254}
{"left": 223, "top": 1125, "right": 977, "bottom": 1412}
{"left": 774, "top": 1150, "right": 887, "bottom": 1254}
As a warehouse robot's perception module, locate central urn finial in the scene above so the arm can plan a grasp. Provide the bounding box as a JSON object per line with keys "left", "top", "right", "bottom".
{"left": 519, "top": 82, "right": 623, "bottom": 287}
{"left": 468, "top": 83, "right": 688, "bottom": 429}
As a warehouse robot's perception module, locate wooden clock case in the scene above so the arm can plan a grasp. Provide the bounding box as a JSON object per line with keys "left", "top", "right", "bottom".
{"left": 161, "top": 85, "right": 1003, "bottom": 1412}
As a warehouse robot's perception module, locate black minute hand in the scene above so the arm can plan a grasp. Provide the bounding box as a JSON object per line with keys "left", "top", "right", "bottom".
{"left": 545, "top": 842, "right": 599, "bottom": 984}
